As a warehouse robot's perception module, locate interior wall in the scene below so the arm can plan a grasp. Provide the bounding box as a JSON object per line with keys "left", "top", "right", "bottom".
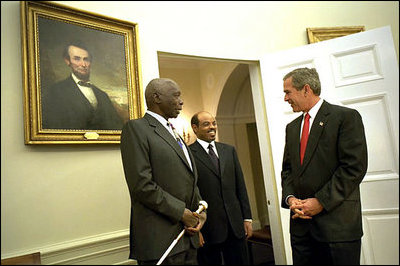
{"left": 159, "top": 57, "right": 238, "bottom": 143}
{"left": 2, "top": 0, "right": 398, "bottom": 262}
{"left": 158, "top": 64, "right": 204, "bottom": 143}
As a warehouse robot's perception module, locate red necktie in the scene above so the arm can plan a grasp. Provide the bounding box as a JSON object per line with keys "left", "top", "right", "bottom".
{"left": 300, "top": 113, "right": 310, "bottom": 165}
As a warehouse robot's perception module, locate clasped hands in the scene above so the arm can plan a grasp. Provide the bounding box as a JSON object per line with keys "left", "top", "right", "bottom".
{"left": 288, "top": 197, "right": 323, "bottom": 219}
{"left": 181, "top": 208, "right": 206, "bottom": 236}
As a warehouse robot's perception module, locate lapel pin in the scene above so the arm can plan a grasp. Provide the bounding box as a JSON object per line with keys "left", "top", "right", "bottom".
{"left": 319, "top": 121, "right": 324, "bottom": 126}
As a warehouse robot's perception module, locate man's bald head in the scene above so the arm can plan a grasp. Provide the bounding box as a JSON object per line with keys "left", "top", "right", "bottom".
{"left": 145, "top": 78, "right": 183, "bottom": 119}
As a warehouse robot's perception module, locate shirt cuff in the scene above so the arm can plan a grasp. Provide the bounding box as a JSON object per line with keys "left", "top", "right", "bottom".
{"left": 244, "top": 219, "right": 252, "bottom": 223}
{"left": 285, "top": 195, "right": 295, "bottom": 206}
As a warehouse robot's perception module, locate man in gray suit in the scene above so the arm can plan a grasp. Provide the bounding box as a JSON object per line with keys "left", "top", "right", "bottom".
{"left": 120, "top": 78, "right": 206, "bottom": 265}
{"left": 281, "top": 68, "right": 368, "bottom": 265}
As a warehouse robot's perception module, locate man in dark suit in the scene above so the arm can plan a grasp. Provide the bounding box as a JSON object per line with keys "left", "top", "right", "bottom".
{"left": 41, "top": 41, "right": 123, "bottom": 130}
{"left": 281, "top": 67, "right": 368, "bottom": 265}
{"left": 120, "top": 78, "right": 206, "bottom": 265}
{"left": 189, "top": 111, "right": 252, "bottom": 265}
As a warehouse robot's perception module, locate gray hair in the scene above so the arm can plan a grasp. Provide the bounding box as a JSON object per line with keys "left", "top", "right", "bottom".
{"left": 283, "top": 67, "right": 321, "bottom": 96}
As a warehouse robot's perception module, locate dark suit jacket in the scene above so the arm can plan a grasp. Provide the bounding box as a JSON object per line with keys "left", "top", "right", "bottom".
{"left": 42, "top": 76, "right": 123, "bottom": 130}
{"left": 281, "top": 100, "right": 368, "bottom": 242}
{"left": 189, "top": 141, "right": 252, "bottom": 244}
{"left": 120, "top": 113, "right": 203, "bottom": 261}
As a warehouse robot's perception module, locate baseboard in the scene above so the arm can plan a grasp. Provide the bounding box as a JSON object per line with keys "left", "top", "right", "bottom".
{"left": 2, "top": 229, "right": 137, "bottom": 265}
{"left": 43, "top": 229, "right": 137, "bottom": 265}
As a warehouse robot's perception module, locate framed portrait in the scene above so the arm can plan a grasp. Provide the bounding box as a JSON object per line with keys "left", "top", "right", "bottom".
{"left": 307, "top": 26, "right": 365, "bottom": 44}
{"left": 21, "top": 1, "right": 144, "bottom": 144}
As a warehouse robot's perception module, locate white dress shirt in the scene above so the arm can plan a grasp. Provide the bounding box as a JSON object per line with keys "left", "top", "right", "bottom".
{"left": 71, "top": 73, "right": 98, "bottom": 108}
{"left": 299, "top": 98, "right": 323, "bottom": 139}
{"left": 196, "top": 138, "right": 219, "bottom": 158}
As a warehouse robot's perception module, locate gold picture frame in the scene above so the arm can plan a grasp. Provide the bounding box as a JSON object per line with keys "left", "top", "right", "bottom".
{"left": 307, "top": 26, "right": 365, "bottom": 44}
{"left": 21, "top": 1, "right": 144, "bottom": 144}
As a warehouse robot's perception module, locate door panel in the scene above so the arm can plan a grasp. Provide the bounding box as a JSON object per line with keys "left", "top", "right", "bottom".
{"left": 258, "top": 26, "right": 399, "bottom": 265}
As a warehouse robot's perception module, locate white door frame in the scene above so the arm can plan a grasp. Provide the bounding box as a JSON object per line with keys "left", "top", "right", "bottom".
{"left": 249, "top": 63, "right": 288, "bottom": 264}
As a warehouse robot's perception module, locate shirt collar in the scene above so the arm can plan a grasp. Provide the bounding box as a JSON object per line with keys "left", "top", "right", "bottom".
{"left": 146, "top": 110, "right": 169, "bottom": 127}
{"left": 305, "top": 98, "right": 323, "bottom": 119}
{"left": 197, "top": 138, "right": 216, "bottom": 151}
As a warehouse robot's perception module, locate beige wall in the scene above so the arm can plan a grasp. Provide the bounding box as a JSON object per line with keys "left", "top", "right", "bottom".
{"left": 159, "top": 60, "right": 238, "bottom": 143}
{"left": 158, "top": 66, "right": 204, "bottom": 142}
{"left": 2, "top": 0, "right": 398, "bottom": 261}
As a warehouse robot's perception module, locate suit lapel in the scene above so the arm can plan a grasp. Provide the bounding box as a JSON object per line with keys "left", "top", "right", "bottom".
{"left": 301, "top": 101, "right": 330, "bottom": 169}
{"left": 291, "top": 116, "right": 303, "bottom": 167}
{"left": 144, "top": 114, "right": 192, "bottom": 171}
{"left": 186, "top": 143, "right": 198, "bottom": 182}
{"left": 191, "top": 141, "right": 220, "bottom": 177}
{"left": 215, "top": 142, "right": 226, "bottom": 177}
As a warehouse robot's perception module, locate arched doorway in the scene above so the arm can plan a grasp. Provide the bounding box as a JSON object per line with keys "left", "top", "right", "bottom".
{"left": 158, "top": 54, "right": 276, "bottom": 264}
{"left": 216, "top": 64, "right": 270, "bottom": 230}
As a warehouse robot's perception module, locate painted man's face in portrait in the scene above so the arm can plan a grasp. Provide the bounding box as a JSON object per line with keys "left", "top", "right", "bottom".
{"left": 64, "top": 45, "right": 91, "bottom": 81}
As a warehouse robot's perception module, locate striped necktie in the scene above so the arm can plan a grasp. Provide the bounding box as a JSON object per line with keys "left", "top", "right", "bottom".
{"left": 167, "top": 122, "right": 183, "bottom": 149}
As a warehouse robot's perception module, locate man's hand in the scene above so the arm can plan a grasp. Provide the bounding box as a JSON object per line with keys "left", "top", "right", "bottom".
{"left": 185, "top": 212, "right": 207, "bottom": 236}
{"left": 181, "top": 208, "right": 199, "bottom": 228}
{"left": 289, "top": 197, "right": 323, "bottom": 219}
{"left": 185, "top": 211, "right": 206, "bottom": 236}
{"left": 198, "top": 231, "right": 205, "bottom": 247}
{"left": 288, "top": 197, "right": 311, "bottom": 219}
{"left": 299, "top": 198, "right": 324, "bottom": 216}
{"left": 244, "top": 221, "right": 253, "bottom": 239}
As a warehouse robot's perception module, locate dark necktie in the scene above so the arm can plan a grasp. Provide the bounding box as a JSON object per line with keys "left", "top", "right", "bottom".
{"left": 167, "top": 122, "right": 183, "bottom": 149}
{"left": 300, "top": 113, "right": 310, "bottom": 165}
{"left": 208, "top": 143, "right": 220, "bottom": 173}
{"left": 78, "top": 81, "right": 93, "bottom": 88}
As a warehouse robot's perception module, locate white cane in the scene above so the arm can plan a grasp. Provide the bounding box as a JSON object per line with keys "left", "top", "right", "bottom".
{"left": 156, "top": 200, "right": 208, "bottom": 265}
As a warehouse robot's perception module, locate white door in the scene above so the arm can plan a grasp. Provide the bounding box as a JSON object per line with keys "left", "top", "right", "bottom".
{"left": 251, "top": 26, "right": 399, "bottom": 265}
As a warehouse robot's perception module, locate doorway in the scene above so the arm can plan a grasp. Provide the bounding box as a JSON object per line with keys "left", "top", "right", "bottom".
{"left": 158, "top": 52, "right": 275, "bottom": 264}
